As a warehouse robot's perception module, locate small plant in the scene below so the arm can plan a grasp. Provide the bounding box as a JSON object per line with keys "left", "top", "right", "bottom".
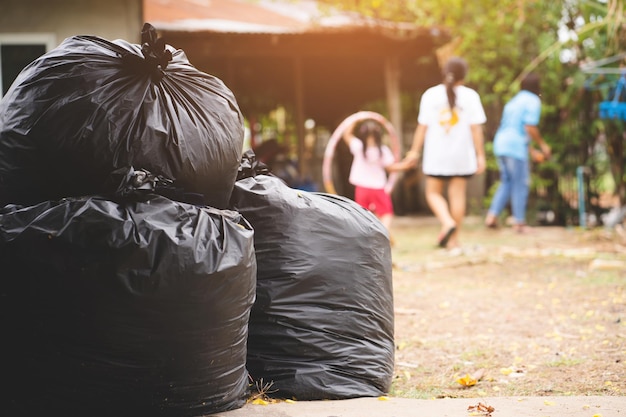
{"left": 248, "top": 375, "right": 279, "bottom": 403}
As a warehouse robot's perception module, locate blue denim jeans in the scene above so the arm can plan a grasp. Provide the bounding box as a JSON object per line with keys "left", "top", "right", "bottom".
{"left": 488, "top": 156, "right": 530, "bottom": 224}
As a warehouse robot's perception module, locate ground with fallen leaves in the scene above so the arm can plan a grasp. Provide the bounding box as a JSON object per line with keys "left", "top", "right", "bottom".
{"left": 389, "top": 215, "right": 625, "bottom": 399}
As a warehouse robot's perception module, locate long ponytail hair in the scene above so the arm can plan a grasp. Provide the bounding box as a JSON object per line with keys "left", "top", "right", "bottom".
{"left": 443, "top": 57, "right": 468, "bottom": 110}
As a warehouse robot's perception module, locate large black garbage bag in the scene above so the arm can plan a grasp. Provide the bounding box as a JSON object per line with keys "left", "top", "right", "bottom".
{"left": 229, "top": 152, "right": 395, "bottom": 400}
{"left": 0, "top": 23, "right": 244, "bottom": 208}
{"left": 0, "top": 194, "right": 256, "bottom": 416}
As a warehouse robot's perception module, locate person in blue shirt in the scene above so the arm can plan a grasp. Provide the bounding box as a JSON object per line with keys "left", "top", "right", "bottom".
{"left": 485, "top": 73, "right": 551, "bottom": 233}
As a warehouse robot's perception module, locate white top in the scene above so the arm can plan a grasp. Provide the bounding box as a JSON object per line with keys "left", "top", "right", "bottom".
{"left": 348, "top": 138, "right": 395, "bottom": 189}
{"left": 417, "top": 84, "right": 486, "bottom": 176}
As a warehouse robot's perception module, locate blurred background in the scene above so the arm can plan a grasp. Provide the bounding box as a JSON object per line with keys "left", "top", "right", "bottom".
{"left": 1, "top": 0, "right": 624, "bottom": 227}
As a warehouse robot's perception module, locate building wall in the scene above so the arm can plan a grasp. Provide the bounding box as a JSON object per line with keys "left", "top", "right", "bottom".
{"left": 0, "top": 0, "right": 143, "bottom": 46}
{"left": 0, "top": 0, "right": 143, "bottom": 96}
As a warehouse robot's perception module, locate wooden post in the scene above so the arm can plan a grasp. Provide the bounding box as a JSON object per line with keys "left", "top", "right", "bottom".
{"left": 384, "top": 56, "right": 403, "bottom": 155}
{"left": 293, "top": 55, "right": 306, "bottom": 177}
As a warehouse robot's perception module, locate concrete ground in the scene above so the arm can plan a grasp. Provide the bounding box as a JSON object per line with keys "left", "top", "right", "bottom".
{"left": 215, "top": 395, "right": 625, "bottom": 417}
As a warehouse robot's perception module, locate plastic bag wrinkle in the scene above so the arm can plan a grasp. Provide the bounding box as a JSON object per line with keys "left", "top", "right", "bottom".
{"left": 230, "top": 152, "right": 394, "bottom": 400}
{"left": 0, "top": 25, "right": 243, "bottom": 209}
{"left": 0, "top": 195, "right": 256, "bottom": 416}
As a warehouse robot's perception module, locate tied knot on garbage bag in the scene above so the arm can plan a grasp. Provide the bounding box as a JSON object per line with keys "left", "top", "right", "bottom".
{"left": 106, "top": 166, "right": 206, "bottom": 205}
{"left": 0, "top": 22, "right": 244, "bottom": 209}
{"left": 236, "top": 149, "right": 271, "bottom": 180}
{"left": 106, "top": 166, "right": 172, "bottom": 196}
{"left": 123, "top": 23, "right": 173, "bottom": 81}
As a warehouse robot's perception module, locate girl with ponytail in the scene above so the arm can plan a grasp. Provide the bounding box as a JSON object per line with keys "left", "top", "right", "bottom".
{"left": 403, "top": 57, "right": 487, "bottom": 250}
{"left": 342, "top": 118, "right": 410, "bottom": 240}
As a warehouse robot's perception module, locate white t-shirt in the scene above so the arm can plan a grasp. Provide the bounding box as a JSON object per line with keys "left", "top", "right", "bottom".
{"left": 417, "top": 84, "right": 486, "bottom": 176}
{"left": 348, "top": 138, "right": 395, "bottom": 189}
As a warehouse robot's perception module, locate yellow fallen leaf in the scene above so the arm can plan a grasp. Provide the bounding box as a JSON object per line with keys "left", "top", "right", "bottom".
{"left": 500, "top": 367, "right": 513, "bottom": 375}
{"left": 284, "top": 399, "right": 296, "bottom": 404}
{"left": 378, "top": 396, "right": 390, "bottom": 401}
{"left": 252, "top": 398, "right": 269, "bottom": 405}
{"left": 457, "top": 373, "right": 477, "bottom": 387}
{"left": 544, "top": 400, "right": 555, "bottom": 406}
{"left": 593, "top": 414, "right": 603, "bottom": 417}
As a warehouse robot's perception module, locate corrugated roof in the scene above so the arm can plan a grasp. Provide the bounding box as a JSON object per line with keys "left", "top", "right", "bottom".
{"left": 144, "top": 0, "right": 424, "bottom": 35}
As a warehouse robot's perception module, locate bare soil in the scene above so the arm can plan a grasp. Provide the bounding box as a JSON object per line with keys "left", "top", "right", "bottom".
{"left": 389, "top": 215, "right": 626, "bottom": 399}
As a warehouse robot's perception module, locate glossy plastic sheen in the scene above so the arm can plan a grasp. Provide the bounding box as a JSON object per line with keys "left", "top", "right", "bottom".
{"left": 230, "top": 159, "right": 394, "bottom": 400}
{"left": 0, "top": 195, "right": 256, "bottom": 416}
{"left": 0, "top": 30, "right": 244, "bottom": 208}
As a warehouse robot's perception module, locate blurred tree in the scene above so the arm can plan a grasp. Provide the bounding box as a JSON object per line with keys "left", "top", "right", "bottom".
{"left": 322, "top": 0, "right": 626, "bottom": 216}
{"left": 558, "top": 0, "right": 625, "bottom": 206}
{"left": 320, "top": 0, "right": 561, "bottom": 134}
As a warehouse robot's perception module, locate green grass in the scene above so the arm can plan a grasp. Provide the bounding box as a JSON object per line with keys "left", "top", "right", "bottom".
{"left": 544, "top": 357, "right": 585, "bottom": 368}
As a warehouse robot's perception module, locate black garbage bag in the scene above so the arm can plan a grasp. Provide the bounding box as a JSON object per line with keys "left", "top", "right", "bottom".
{"left": 0, "top": 193, "right": 256, "bottom": 416}
{"left": 229, "top": 151, "right": 395, "bottom": 400}
{"left": 0, "top": 23, "right": 244, "bottom": 209}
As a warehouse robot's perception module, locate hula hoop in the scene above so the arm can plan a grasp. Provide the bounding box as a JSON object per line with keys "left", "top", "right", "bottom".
{"left": 322, "top": 111, "right": 401, "bottom": 195}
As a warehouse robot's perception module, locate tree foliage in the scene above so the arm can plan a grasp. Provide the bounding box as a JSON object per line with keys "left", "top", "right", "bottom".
{"left": 558, "top": 0, "right": 626, "bottom": 206}
{"left": 323, "top": 0, "right": 626, "bottom": 212}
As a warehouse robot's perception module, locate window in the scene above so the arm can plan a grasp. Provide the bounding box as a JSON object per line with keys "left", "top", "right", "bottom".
{"left": 0, "top": 34, "right": 56, "bottom": 97}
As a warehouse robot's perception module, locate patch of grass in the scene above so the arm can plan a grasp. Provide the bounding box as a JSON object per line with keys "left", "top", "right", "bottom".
{"left": 389, "top": 216, "right": 625, "bottom": 399}
{"left": 544, "top": 357, "right": 584, "bottom": 367}
{"left": 459, "top": 348, "right": 493, "bottom": 363}
{"left": 388, "top": 384, "right": 437, "bottom": 399}
{"left": 579, "top": 270, "right": 624, "bottom": 286}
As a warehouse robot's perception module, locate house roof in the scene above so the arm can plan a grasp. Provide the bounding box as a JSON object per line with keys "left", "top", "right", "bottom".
{"left": 144, "top": 0, "right": 436, "bottom": 37}
{"left": 143, "top": 0, "right": 450, "bottom": 129}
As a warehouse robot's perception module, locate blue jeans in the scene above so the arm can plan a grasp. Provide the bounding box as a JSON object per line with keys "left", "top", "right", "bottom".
{"left": 488, "top": 156, "right": 530, "bottom": 224}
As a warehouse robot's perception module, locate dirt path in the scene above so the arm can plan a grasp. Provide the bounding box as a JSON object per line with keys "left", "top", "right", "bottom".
{"left": 389, "top": 215, "right": 626, "bottom": 399}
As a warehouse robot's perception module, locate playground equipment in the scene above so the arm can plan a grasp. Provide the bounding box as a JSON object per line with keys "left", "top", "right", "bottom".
{"left": 566, "top": 53, "right": 626, "bottom": 228}
{"left": 599, "top": 73, "right": 626, "bottom": 120}
{"left": 577, "top": 165, "right": 589, "bottom": 228}
{"left": 581, "top": 52, "right": 626, "bottom": 121}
